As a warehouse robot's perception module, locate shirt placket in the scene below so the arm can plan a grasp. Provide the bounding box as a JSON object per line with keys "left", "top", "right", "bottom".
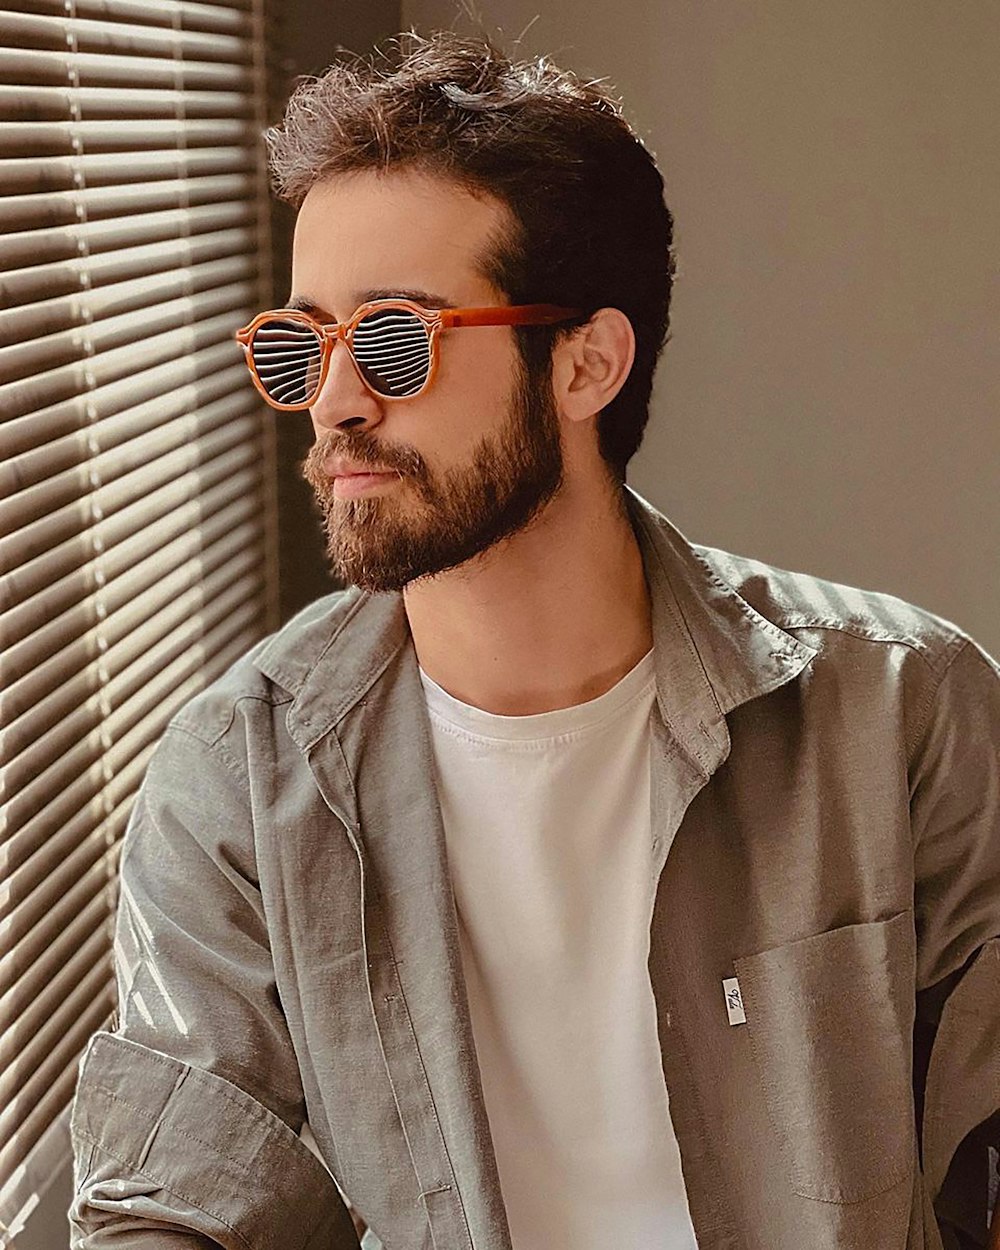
{"left": 648, "top": 708, "right": 745, "bottom": 1250}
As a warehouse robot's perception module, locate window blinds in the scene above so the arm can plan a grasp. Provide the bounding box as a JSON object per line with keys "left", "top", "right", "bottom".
{"left": 0, "top": 0, "right": 278, "bottom": 1236}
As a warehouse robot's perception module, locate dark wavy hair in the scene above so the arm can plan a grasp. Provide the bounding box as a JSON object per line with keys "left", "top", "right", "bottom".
{"left": 265, "top": 29, "right": 676, "bottom": 483}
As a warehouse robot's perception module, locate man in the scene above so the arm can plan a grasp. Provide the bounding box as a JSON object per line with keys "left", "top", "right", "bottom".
{"left": 69, "top": 28, "right": 999, "bottom": 1250}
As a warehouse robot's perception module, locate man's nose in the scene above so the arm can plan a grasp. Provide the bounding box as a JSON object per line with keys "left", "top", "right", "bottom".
{"left": 309, "top": 340, "right": 383, "bottom": 435}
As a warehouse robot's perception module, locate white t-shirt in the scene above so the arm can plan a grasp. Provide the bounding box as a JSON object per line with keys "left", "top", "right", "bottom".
{"left": 419, "top": 649, "right": 699, "bottom": 1250}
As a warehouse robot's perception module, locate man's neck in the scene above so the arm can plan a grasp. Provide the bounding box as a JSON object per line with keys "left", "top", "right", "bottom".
{"left": 402, "top": 479, "right": 653, "bottom": 716}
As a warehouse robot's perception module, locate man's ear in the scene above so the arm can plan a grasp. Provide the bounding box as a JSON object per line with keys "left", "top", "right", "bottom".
{"left": 553, "top": 307, "right": 636, "bottom": 424}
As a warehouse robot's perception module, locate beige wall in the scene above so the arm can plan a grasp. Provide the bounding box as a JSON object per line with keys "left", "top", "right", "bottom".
{"left": 403, "top": 1, "right": 999, "bottom": 654}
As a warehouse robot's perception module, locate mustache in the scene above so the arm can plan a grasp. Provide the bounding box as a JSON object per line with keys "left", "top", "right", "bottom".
{"left": 299, "top": 431, "right": 424, "bottom": 482}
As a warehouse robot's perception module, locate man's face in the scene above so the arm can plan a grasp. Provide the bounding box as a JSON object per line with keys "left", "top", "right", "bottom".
{"left": 292, "top": 168, "right": 565, "bottom": 593}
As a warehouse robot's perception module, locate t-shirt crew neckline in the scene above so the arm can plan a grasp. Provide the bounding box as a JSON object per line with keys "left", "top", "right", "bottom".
{"left": 417, "top": 647, "right": 656, "bottom": 742}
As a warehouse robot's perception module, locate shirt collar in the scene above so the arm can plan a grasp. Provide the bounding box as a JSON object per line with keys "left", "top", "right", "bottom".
{"left": 624, "top": 486, "right": 817, "bottom": 774}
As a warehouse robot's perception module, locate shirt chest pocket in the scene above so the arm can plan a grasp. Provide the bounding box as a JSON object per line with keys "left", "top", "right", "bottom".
{"left": 733, "top": 907, "right": 916, "bottom": 1204}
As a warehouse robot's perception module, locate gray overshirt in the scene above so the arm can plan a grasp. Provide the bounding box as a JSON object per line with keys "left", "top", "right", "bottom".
{"left": 68, "top": 486, "right": 1000, "bottom": 1249}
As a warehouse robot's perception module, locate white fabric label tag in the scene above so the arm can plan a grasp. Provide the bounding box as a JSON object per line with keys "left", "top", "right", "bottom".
{"left": 722, "top": 976, "right": 746, "bottom": 1025}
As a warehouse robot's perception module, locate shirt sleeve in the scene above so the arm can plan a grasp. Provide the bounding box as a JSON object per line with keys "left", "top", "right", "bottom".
{"left": 68, "top": 719, "right": 360, "bottom": 1249}
{"left": 909, "top": 636, "right": 1000, "bottom": 1242}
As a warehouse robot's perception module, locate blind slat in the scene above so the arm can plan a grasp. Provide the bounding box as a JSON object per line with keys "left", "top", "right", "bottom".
{"left": 0, "top": 280, "right": 254, "bottom": 387}
{"left": 0, "top": 146, "right": 254, "bottom": 198}
{"left": 0, "top": 502, "right": 263, "bottom": 755}
{"left": 1, "top": 340, "right": 246, "bottom": 468}
{"left": 0, "top": 924, "right": 108, "bottom": 1069}
{"left": 0, "top": 990, "right": 115, "bottom": 1209}
{"left": 0, "top": 965, "right": 113, "bottom": 1150}
{"left": 3, "top": 0, "right": 250, "bottom": 36}
{"left": 0, "top": 253, "right": 256, "bottom": 351}
{"left": 0, "top": 990, "right": 113, "bottom": 1185}
{"left": 0, "top": 202, "right": 255, "bottom": 273}
{"left": 0, "top": 817, "right": 123, "bottom": 997}
{"left": 0, "top": 47, "right": 255, "bottom": 90}
{"left": 0, "top": 890, "right": 106, "bottom": 1038}
{"left": 3, "top": 500, "right": 263, "bottom": 726}
{"left": 1, "top": 469, "right": 262, "bottom": 724}
{"left": 0, "top": 117, "right": 257, "bottom": 157}
{"left": 0, "top": 226, "right": 256, "bottom": 309}
{"left": 3, "top": 624, "right": 261, "bottom": 946}
{"left": 1, "top": 492, "right": 261, "bottom": 760}
{"left": 0, "top": 174, "right": 257, "bottom": 234}
{"left": 0, "top": 12, "right": 251, "bottom": 64}
{"left": 0, "top": 83, "right": 253, "bottom": 121}
{"left": 1, "top": 825, "right": 119, "bottom": 977}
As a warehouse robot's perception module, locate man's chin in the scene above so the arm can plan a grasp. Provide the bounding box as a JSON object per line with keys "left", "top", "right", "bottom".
{"left": 331, "top": 550, "right": 469, "bottom": 593}
{"left": 325, "top": 542, "right": 420, "bottom": 594}
{"left": 329, "top": 534, "right": 520, "bottom": 594}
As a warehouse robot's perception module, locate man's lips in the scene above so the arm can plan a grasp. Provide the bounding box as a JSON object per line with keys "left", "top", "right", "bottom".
{"left": 322, "top": 463, "right": 401, "bottom": 499}
{"left": 321, "top": 458, "right": 398, "bottom": 479}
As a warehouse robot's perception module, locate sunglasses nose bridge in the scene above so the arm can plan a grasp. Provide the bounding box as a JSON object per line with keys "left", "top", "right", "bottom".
{"left": 317, "top": 321, "right": 348, "bottom": 349}
{"left": 312, "top": 319, "right": 378, "bottom": 407}
{"left": 313, "top": 321, "right": 350, "bottom": 381}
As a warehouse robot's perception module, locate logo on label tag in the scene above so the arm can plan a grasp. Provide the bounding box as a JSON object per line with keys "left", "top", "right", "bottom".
{"left": 722, "top": 976, "right": 746, "bottom": 1025}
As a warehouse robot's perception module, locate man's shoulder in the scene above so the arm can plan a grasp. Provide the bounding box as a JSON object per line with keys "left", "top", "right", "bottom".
{"left": 694, "top": 539, "right": 972, "bottom": 674}
{"left": 164, "top": 586, "right": 361, "bottom": 748}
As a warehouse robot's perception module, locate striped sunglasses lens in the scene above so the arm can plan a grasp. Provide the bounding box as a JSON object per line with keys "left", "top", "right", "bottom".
{"left": 248, "top": 317, "right": 324, "bottom": 406}
{"left": 350, "top": 304, "right": 433, "bottom": 399}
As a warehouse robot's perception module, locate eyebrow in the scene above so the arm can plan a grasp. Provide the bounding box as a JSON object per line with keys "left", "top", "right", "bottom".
{"left": 286, "top": 288, "right": 458, "bottom": 317}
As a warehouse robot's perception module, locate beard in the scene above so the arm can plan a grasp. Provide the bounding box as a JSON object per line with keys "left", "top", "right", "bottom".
{"left": 299, "top": 354, "right": 565, "bottom": 593}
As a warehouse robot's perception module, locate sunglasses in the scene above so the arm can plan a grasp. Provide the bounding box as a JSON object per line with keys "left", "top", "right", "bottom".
{"left": 234, "top": 298, "right": 585, "bottom": 409}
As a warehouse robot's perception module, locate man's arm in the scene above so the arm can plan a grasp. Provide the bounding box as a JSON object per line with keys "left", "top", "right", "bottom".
{"left": 69, "top": 715, "right": 360, "bottom": 1249}
{"left": 911, "top": 637, "right": 1000, "bottom": 1247}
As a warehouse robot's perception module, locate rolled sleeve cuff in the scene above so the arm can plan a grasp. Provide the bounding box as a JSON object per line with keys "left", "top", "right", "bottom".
{"left": 70, "top": 1031, "right": 358, "bottom": 1250}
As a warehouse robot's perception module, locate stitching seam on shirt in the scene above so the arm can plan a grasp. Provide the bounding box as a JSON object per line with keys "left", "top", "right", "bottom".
{"left": 84, "top": 1087, "right": 283, "bottom": 1162}
{"left": 88, "top": 1058, "right": 302, "bottom": 1137}
{"left": 72, "top": 1128, "right": 255, "bottom": 1250}
{"left": 778, "top": 618, "right": 962, "bottom": 663}
{"left": 326, "top": 730, "right": 360, "bottom": 811}
{"left": 372, "top": 903, "right": 473, "bottom": 1250}
{"left": 906, "top": 637, "right": 972, "bottom": 762}
{"left": 86, "top": 1050, "right": 301, "bottom": 1149}
{"left": 80, "top": 1082, "right": 331, "bottom": 1232}
{"left": 665, "top": 971, "right": 740, "bottom": 1241}
{"left": 257, "top": 589, "right": 356, "bottom": 689}
{"left": 292, "top": 595, "right": 412, "bottom": 745}
{"left": 161, "top": 723, "right": 251, "bottom": 790}
{"left": 690, "top": 540, "right": 964, "bottom": 661}
{"left": 688, "top": 545, "right": 814, "bottom": 652}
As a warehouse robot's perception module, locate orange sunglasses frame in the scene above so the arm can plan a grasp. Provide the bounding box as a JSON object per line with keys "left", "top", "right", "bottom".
{"left": 234, "top": 298, "right": 585, "bottom": 410}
